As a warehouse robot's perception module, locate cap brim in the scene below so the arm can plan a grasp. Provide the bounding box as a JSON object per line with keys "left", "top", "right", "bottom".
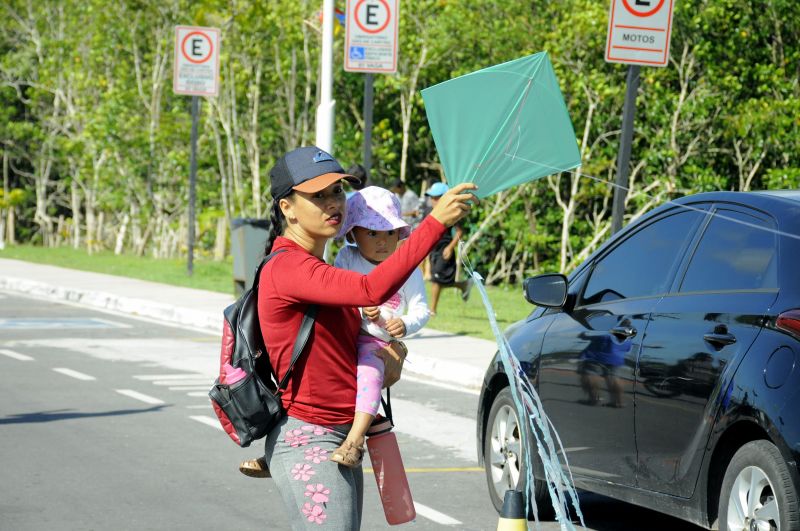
{"left": 293, "top": 172, "right": 359, "bottom": 194}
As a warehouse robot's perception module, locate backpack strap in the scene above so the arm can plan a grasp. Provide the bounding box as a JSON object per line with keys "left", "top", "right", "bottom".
{"left": 276, "top": 304, "right": 318, "bottom": 394}
{"left": 256, "top": 248, "right": 318, "bottom": 395}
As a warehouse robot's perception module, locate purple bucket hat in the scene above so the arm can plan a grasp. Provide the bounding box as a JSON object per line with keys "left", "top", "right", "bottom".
{"left": 337, "top": 186, "right": 412, "bottom": 240}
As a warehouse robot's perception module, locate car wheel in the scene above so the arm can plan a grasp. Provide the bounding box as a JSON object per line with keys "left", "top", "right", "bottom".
{"left": 483, "top": 387, "right": 551, "bottom": 517}
{"left": 718, "top": 440, "right": 799, "bottom": 531}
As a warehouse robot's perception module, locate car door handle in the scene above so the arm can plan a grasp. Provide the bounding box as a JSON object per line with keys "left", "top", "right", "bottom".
{"left": 610, "top": 326, "right": 637, "bottom": 339}
{"left": 703, "top": 332, "right": 737, "bottom": 347}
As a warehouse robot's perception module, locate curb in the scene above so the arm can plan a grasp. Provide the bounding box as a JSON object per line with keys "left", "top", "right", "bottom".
{"left": 0, "top": 276, "right": 488, "bottom": 391}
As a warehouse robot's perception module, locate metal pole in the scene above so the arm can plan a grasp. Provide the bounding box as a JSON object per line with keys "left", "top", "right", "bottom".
{"left": 611, "top": 65, "right": 640, "bottom": 234}
{"left": 363, "top": 73, "right": 374, "bottom": 180}
{"left": 316, "top": 0, "right": 335, "bottom": 153}
{"left": 188, "top": 95, "right": 199, "bottom": 276}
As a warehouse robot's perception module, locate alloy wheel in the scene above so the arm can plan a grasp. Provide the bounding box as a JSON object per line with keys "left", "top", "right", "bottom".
{"left": 488, "top": 403, "right": 522, "bottom": 500}
{"left": 727, "top": 465, "right": 780, "bottom": 531}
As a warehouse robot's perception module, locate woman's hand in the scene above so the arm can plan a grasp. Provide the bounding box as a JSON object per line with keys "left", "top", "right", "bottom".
{"left": 430, "top": 183, "right": 479, "bottom": 227}
{"left": 375, "top": 341, "right": 407, "bottom": 388}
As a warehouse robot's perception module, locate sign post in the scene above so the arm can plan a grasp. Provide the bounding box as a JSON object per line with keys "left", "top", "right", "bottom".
{"left": 605, "top": 0, "right": 674, "bottom": 233}
{"left": 345, "top": 0, "right": 400, "bottom": 180}
{"left": 173, "top": 26, "right": 220, "bottom": 275}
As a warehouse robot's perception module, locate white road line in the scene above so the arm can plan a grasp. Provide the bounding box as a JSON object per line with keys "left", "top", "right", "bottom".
{"left": 392, "top": 398, "right": 476, "bottom": 462}
{"left": 413, "top": 502, "right": 462, "bottom": 526}
{"left": 134, "top": 374, "right": 208, "bottom": 380}
{"left": 168, "top": 386, "right": 211, "bottom": 391}
{"left": 186, "top": 391, "right": 209, "bottom": 397}
{"left": 151, "top": 380, "right": 210, "bottom": 386}
{"left": 52, "top": 367, "right": 96, "bottom": 381}
{"left": 0, "top": 349, "right": 34, "bottom": 361}
{"left": 186, "top": 404, "right": 212, "bottom": 409}
{"left": 189, "top": 415, "right": 224, "bottom": 431}
{"left": 402, "top": 374, "right": 480, "bottom": 396}
{"left": 115, "top": 389, "right": 165, "bottom": 405}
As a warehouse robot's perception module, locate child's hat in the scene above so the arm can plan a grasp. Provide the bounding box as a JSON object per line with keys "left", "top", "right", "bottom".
{"left": 337, "top": 186, "right": 411, "bottom": 240}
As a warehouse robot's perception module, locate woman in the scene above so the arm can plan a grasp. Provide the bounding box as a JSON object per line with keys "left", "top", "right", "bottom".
{"left": 258, "top": 146, "right": 476, "bottom": 529}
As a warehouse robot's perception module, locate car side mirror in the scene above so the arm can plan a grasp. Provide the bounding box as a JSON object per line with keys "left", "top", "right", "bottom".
{"left": 523, "top": 274, "right": 568, "bottom": 308}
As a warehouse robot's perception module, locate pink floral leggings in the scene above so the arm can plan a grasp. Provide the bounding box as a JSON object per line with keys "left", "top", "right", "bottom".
{"left": 265, "top": 415, "right": 363, "bottom": 529}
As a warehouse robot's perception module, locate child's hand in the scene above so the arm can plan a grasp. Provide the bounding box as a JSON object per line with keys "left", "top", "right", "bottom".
{"left": 385, "top": 318, "right": 406, "bottom": 338}
{"left": 363, "top": 307, "right": 381, "bottom": 321}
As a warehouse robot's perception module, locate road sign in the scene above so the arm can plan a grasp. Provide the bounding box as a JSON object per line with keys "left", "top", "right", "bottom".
{"left": 605, "top": 0, "right": 675, "bottom": 67}
{"left": 173, "top": 26, "right": 220, "bottom": 96}
{"left": 344, "top": 0, "right": 400, "bottom": 73}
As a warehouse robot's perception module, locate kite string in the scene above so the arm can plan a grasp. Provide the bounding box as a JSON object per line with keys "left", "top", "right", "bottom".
{"left": 461, "top": 247, "right": 585, "bottom": 531}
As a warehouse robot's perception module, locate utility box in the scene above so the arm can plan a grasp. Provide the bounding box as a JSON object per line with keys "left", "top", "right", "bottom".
{"left": 230, "top": 218, "right": 270, "bottom": 296}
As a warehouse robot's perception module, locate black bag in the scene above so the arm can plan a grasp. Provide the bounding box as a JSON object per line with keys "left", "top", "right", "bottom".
{"left": 209, "top": 250, "right": 318, "bottom": 447}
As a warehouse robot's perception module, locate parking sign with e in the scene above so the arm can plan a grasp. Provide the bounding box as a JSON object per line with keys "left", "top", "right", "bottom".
{"left": 173, "top": 26, "right": 220, "bottom": 96}
{"left": 344, "top": 0, "right": 400, "bottom": 73}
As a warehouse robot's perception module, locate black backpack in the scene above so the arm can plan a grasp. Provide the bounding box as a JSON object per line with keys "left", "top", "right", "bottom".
{"left": 209, "top": 250, "right": 318, "bottom": 447}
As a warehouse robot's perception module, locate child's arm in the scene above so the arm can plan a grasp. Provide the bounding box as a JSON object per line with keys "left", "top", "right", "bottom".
{"left": 400, "top": 268, "right": 430, "bottom": 336}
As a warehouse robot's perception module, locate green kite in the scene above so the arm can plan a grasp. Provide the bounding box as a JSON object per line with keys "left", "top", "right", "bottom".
{"left": 422, "top": 52, "right": 581, "bottom": 199}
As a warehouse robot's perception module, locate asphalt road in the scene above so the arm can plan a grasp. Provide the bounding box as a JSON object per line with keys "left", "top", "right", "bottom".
{"left": 0, "top": 291, "right": 707, "bottom": 530}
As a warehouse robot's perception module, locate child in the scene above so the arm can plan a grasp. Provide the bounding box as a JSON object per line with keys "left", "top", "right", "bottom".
{"left": 328, "top": 186, "right": 430, "bottom": 467}
{"left": 238, "top": 186, "right": 429, "bottom": 476}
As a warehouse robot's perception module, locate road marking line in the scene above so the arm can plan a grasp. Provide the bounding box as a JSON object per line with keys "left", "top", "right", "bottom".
{"left": 168, "top": 386, "right": 211, "bottom": 391}
{"left": 186, "top": 391, "right": 210, "bottom": 397}
{"left": 189, "top": 415, "right": 224, "bottom": 431}
{"left": 133, "top": 374, "right": 207, "bottom": 380}
{"left": 0, "top": 349, "right": 34, "bottom": 361}
{"left": 413, "top": 502, "right": 462, "bottom": 525}
{"left": 151, "top": 380, "right": 210, "bottom": 386}
{"left": 53, "top": 367, "right": 96, "bottom": 381}
{"left": 186, "top": 404, "right": 212, "bottom": 409}
{"left": 115, "top": 389, "right": 164, "bottom": 405}
{"left": 402, "top": 374, "right": 480, "bottom": 396}
{"left": 364, "top": 467, "right": 482, "bottom": 473}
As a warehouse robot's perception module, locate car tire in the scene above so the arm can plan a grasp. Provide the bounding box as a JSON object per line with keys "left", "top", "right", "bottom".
{"left": 718, "top": 440, "right": 799, "bottom": 531}
{"left": 483, "top": 387, "right": 552, "bottom": 519}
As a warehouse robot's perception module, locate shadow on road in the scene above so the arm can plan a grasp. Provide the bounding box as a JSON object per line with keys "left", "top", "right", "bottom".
{"left": 570, "top": 492, "right": 707, "bottom": 531}
{"left": 0, "top": 405, "right": 167, "bottom": 424}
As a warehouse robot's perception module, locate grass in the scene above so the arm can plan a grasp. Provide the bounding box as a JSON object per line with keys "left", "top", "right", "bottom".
{"left": 0, "top": 244, "right": 533, "bottom": 340}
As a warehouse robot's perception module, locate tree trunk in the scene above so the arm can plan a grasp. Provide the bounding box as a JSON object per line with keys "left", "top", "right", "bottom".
{"left": 214, "top": 216, "right": 227, "bottom": 261}
{"left": 115, "top": 213, "right": 129, "bottom": 255}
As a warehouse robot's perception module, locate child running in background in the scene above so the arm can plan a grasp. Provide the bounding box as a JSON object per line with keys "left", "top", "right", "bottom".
{"left": 328, "top": 186, "right": 430, "bottom": 466}
{"left": 238, "top": 186, "right": 429, "bottom": 476}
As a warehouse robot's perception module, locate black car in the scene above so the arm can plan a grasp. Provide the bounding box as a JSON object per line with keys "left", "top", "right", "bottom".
{"left": 477, "top": 191, "right": 800, "bottom": 530}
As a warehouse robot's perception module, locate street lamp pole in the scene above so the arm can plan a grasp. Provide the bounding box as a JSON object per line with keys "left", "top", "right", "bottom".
{"left": 316, "top": 0, "right": 335, "bottom": 153}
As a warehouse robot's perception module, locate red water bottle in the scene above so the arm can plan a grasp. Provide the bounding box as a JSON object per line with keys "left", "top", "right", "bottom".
{"left": 366, "top": 427, "right": 415, "bottom": 525}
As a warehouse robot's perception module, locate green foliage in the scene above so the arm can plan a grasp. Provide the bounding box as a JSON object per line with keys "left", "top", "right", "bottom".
{"left": 1, "top": 0, "right": 798, "bottom": 281}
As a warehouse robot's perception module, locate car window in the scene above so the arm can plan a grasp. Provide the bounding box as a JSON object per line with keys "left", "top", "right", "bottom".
{"left": 680, "top": 209, "right": 778, "bottom": 292}
{"left": 580, "top": 211, "right": 700, "bottom": 305}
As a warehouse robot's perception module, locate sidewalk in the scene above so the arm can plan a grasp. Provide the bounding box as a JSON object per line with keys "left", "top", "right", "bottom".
{"left": 0, "top": 258, "right": 497, "bottom": 390}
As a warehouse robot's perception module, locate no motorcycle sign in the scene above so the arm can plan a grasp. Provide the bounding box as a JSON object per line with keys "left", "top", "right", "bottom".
{"left": 605, "top": 0, "right": 674, "bottom": 67}
{"left": 173, "top": 26, "right": 220, "bottom": 96}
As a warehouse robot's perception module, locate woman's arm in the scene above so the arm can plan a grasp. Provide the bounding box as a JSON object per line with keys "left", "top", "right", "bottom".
{"left": 272, "top": 216, "right": 445, "bottom": 307}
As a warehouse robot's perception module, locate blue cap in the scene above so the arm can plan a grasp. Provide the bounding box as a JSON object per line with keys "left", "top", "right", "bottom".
{"left": 425, "top": 182, "right": 450, "bottom": 197}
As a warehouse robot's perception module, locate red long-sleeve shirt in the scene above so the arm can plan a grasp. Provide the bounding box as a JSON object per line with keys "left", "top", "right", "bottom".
{"left": 258, "top": 215, "right": 446, "bottom": 425}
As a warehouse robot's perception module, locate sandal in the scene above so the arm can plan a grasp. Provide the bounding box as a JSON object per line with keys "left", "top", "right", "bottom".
{"left": 330, "top": 440, "right": 364, "bottom": 468}
{"left": 239, "top": 456, "right": 271, "bottom": 478}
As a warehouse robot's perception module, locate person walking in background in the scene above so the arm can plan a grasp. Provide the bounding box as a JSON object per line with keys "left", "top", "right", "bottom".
{"left": 425, "top": 182, "right": 474, "bottom": 316}
{"left": 389, "top": 179, "right": 421, "bottom": 227}
{"left": 238, "top": 145, "right": 475, "bottom": 529}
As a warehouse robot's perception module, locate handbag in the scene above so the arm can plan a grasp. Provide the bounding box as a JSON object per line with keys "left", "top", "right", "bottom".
{"left": 209, "top": 250, "right": 318, "bottom": 447}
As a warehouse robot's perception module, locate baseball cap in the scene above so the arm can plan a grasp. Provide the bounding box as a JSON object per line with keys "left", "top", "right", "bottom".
{"left": 270, "top": 146, "right": 359, "bottom": 200}
{"left": 425, "top": 182, "right": 450, "bottom": 197}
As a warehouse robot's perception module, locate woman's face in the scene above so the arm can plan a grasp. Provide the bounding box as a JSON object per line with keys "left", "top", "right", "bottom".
{"left": 281, "top": 182, "right": 346, "bottom": 240}
{"left": 351, "top": 226, "right": 400, "bottom": 264}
